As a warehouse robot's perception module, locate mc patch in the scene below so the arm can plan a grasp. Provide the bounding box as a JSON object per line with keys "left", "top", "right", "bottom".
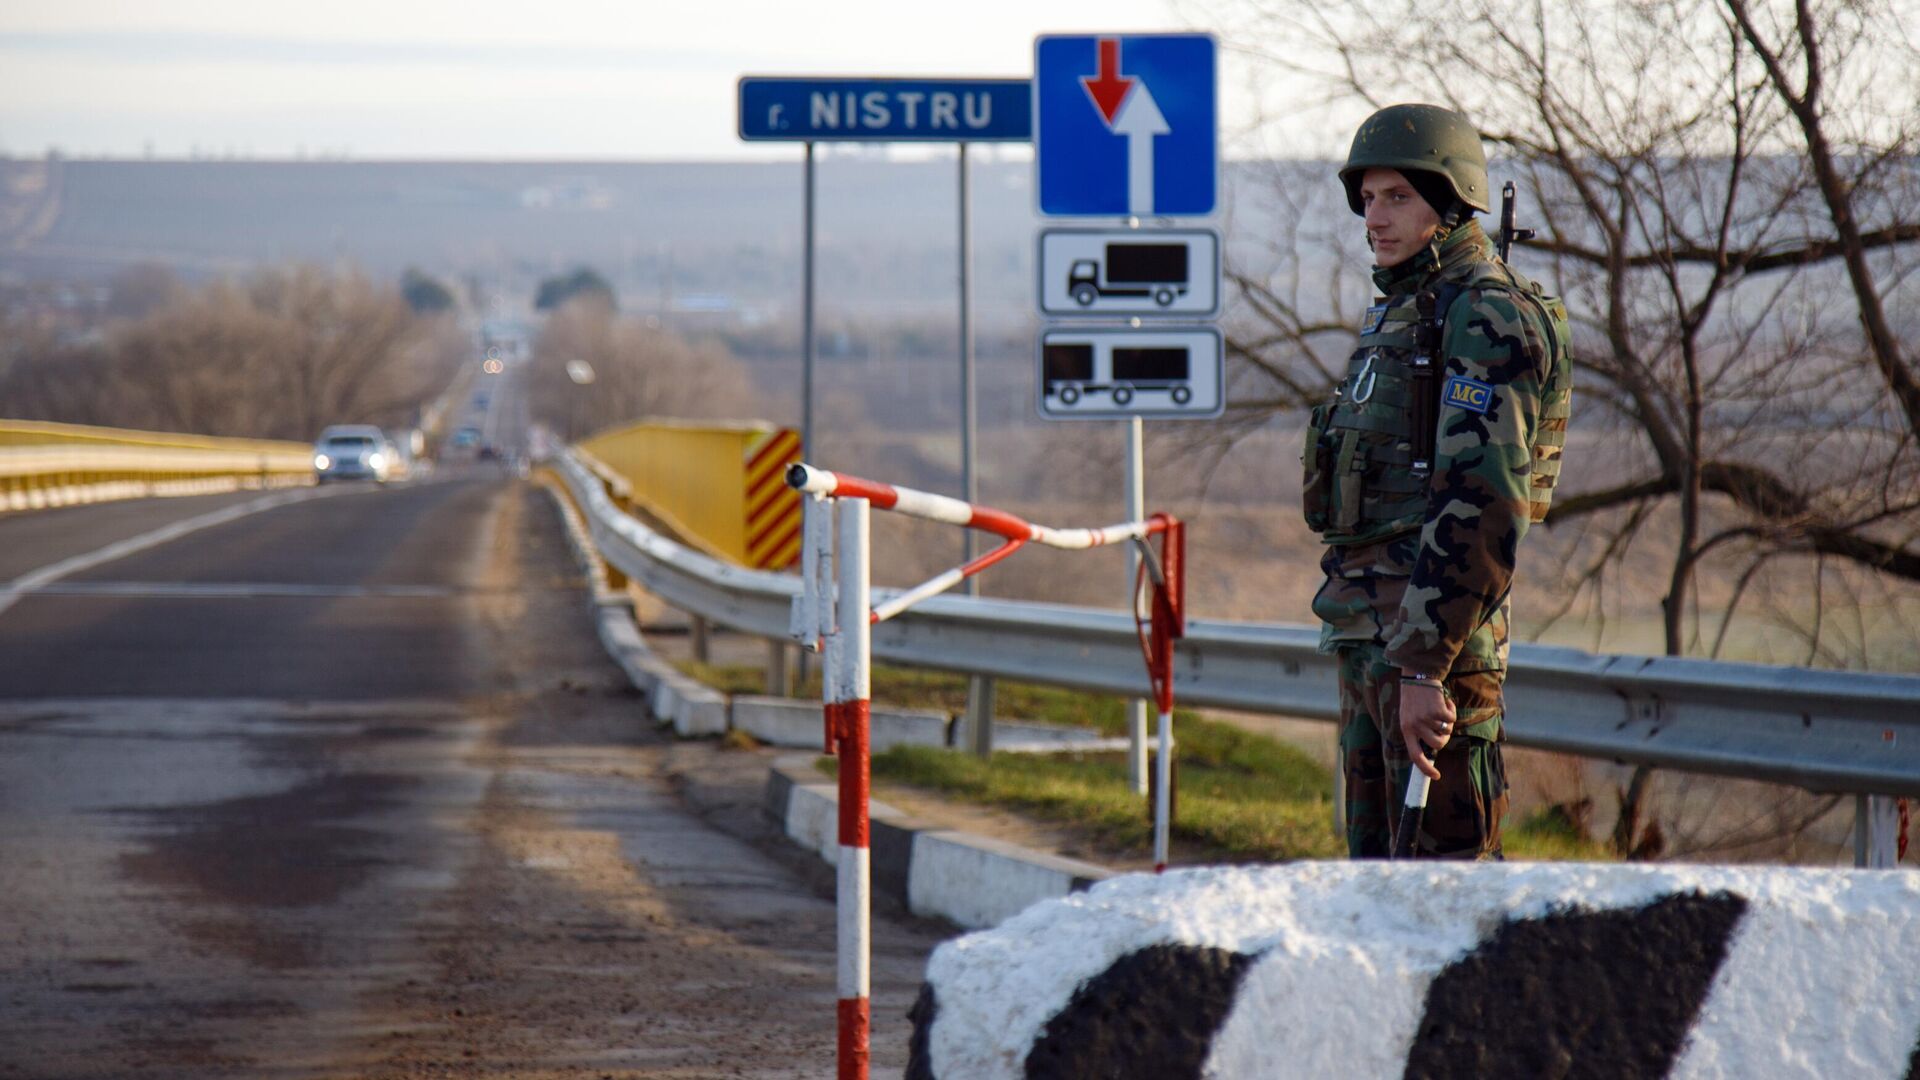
{"left": 1360, "top": 303, "right": 1389, "bottom": 336}
{"left": 1442, "top": 375, "right": 1495, "bottom": 414}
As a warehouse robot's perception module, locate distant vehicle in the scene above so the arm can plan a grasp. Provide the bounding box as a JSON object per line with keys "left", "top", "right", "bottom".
{"left": 477, "top": 444, "right": 501, "bottom": 462}
{"left": 450, "top": 427, "right": 480, "bottom": 449}
{"left": 1068, "top": 242, "right": 1190, "bottom": 307}
{"left": 473, "top": 391, "right": 490, "bottom": 408}
{"left": 313, "top": 425, "right": 398, "bottom": 484}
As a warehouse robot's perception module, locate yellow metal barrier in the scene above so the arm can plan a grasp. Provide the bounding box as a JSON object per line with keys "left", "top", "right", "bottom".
{"left": 0, "top": 419, "right": 306, "bottom": 455}
{"left": 0, "top": 419, "right": 314, "bottom": 512}
{"left": 576, "top": 419, "right": 802, "bottom": 569}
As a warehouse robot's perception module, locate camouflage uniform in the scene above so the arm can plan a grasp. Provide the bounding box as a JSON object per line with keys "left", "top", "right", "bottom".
{"left": 1303, "top": 218, "right": 1573, "bottom": 859}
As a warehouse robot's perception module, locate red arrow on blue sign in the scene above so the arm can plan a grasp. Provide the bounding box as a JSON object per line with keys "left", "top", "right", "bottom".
{"left": 1080, "top": 39, "right": 1133, "bottom": 127}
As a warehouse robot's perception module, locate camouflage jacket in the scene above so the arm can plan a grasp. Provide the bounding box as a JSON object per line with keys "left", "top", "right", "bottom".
{"left": 1306, "top": 221, "right": 1572, "bottom": 678}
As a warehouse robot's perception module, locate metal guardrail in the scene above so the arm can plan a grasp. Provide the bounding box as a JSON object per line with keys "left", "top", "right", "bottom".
{"left": 557, "top": 451, "right": 1920, "bottom": 802}
{"left": 0, "top": 420, "right": 313, "bottom": 511}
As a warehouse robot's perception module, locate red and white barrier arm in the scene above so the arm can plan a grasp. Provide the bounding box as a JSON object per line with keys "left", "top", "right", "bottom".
{"left": 788, "top": 463, "right": 1169, "bottom": 549}
{"left": 787, "top": 463, "right": 1174, "bottom": 624}
{"left": 789, "top": 464, "right": 1187, "bottom": 1070}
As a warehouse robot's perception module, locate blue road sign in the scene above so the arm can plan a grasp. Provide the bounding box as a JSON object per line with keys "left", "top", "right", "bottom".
{"left": 739, "top": 78, "right": 1031, "bottom": 142}
{"left": 1034, "top": 34, "right": 1216, "bottom": 216}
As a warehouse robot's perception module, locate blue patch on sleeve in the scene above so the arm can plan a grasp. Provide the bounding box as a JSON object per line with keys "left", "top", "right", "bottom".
{"left": 1442, "top": 375, "right": 1495, "bottom": 414}
{"left": 1360, "top": 303, "right": 1388, "bottom": 335}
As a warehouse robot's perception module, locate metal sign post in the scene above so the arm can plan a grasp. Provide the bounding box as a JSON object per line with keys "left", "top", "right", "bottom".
{"left": 1125, "top": 416, "right": 1147, "bottom": 793}
{"left": 959, "top": 142, "right": 976, "bottom": 531}
{"left": 959, "top": 141, "right": 996, "bottom": 756}
{"left": 1032, "top": 32, "right": 1219, "bottom": 798}
{"left": 741, "top": 76, "right": 1030, "bottom": 761}
{"left": 803, "top": 141, "right": 816, "bottom": 462}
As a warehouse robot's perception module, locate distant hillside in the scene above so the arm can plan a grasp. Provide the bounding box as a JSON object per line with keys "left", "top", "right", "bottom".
{"left": 0, "top": 156, "right": 1327, "bottom": 329}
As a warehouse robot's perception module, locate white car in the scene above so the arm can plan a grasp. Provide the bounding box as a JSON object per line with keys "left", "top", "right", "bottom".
{"left": 313, "top": 425, "right": 398, "bottom": 484}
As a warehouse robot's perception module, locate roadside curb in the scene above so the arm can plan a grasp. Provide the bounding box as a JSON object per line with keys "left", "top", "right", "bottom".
{"left": 764, "top": 754, "right": 1112, "bottom": 930}
{"left": 541, "top": 473, "right": 1126, "bottom": 930}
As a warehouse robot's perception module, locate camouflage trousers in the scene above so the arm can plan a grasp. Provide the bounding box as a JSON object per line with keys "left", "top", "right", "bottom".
{"left": 1337, "top": 643, "right": 1508, "bottom": 860}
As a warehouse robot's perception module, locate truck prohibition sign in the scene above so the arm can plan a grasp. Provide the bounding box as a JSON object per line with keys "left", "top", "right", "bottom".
{"left": 1038, "top": 229, "right": 1219, "bottom": 318}
{"left": 1036, "top": 327, "right": 1223, "bottom": 420}
{"left": 1069, "top": 241, "right": 1188, "bottom": 307}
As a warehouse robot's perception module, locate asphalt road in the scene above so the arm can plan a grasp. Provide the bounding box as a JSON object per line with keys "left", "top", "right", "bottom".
{"left": 0, "top": 374, "right": 943, "bottom": 1077}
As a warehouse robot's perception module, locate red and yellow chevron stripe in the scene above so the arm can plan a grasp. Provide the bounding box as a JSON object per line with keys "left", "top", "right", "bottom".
{"left": 743, "top": 428, "right": 802, "bottom": 569}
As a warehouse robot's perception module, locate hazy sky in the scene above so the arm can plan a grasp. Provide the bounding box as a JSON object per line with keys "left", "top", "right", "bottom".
{"left": 0, "top": 0, "right": 1317, "bottom": 160}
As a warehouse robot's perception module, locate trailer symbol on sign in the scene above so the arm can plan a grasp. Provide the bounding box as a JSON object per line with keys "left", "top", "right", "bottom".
{"left": 1034, "top": 34, "right": 1216, "bottom": 217}
{"left": 1039, "top": 229, "right": 1219, "bottom": 317}
{"left": 1038, "top": 328, "right": 1223, "bottom": 419}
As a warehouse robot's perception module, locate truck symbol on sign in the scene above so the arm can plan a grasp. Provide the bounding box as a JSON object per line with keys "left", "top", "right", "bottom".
{"left": 1043, "top": 342, "right": 1194, "bottom": 406}
{"left": 1068, "top": 242, "right": 1189, "bottom": 307}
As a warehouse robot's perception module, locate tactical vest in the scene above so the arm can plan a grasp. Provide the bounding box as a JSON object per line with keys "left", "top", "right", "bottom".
{"left": 1302, "top": 264, "right": 1572, "bottom": 545}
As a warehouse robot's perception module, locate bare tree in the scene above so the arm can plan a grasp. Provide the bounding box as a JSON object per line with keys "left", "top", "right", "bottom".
{"left": 527, "top": 298, "right": 759, "bottom": 439}
{"left": 1203, "top": 0, "right": 1920, "bottom": 854}
{"left": 246, "top": 265, "right": 449, "bottom": 439}
{"left": 1, "top": 264, "right": 458, "bottom": 441}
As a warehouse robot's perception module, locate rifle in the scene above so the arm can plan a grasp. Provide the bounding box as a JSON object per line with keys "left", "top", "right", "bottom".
{"left": 1498, "top": 181, "right": 1537, "bottom": 262}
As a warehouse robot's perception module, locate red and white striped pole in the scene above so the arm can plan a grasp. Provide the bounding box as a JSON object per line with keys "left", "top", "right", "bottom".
{"left": 828, "top": 496, "right": 871, "bottom": 1080}
{"left": 788, "top": 463, "right": 1181, "bottom": 1073}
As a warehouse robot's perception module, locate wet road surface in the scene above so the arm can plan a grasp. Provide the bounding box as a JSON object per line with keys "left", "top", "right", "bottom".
{"left": 0, "top": 467, "right": 946, "bottom": 1078}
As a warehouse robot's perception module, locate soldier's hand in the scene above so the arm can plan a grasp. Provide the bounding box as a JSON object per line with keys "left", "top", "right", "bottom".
{"left": 1399, "top": 681, "right": 1456, "bottom": 781}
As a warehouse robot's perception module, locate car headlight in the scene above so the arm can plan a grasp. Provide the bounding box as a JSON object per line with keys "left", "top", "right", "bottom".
{"left": 314, "top": 453, "right": 331, "bottom": 469}
{"left": 367, "top": 453, "right": 386, "bottom": 469}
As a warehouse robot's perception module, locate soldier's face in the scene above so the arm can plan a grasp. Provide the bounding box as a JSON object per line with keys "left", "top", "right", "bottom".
{"left": 1359, "top": 168, "right": 1442, "bottom": 268}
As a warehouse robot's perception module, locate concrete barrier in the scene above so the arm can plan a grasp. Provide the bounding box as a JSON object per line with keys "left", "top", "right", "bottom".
{"left": 673, "top": 681, "right": 729, "bottom": 737}
{"left": 594, "top": 606, "right": 662, "bottom": 699}
{"left": 908, "top": 831, "right": 1109, "bottom": 930}
{"left": 737, "top": 694, "right": 1120, "bottom": 755}
{"left": 953, "top": 717, "right": 1127, "bottom": 752}
{"left": 907, "top": 862, "right": 1920, "bottom": 1080}
{"left": 764, "top": 755, "right": 1111, "bottom": 929}
{"left": 733, "top": 695, "right": 950, "bottom": 752}
{"left": 646, "top": 670, "right": 727, "bottom": 737}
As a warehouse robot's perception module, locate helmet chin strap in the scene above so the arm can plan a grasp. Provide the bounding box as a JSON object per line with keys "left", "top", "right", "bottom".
{"left": 1425, "top": 201, "right": 1472, "bottom": 259}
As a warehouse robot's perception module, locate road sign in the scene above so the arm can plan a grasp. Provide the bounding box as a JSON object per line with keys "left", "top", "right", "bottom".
{"left": 1034, "top": 34, "right": 1216, "bottom": 216}
{"left": 1038, "top": 228, "right": 1219, "bottom": 317}
{"left": 739, "top": 78, "right": 1031, "bottom": 142}
{"left": 1037, "top": 328, "right": 1223, "bottom": 420}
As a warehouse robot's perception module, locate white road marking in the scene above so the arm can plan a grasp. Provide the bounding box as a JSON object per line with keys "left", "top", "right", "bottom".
{"left": 0, "top": 486, "right": 353, "bottom": 621}
{"left": 33, "top": 582, "right": 458, "bottom": 599}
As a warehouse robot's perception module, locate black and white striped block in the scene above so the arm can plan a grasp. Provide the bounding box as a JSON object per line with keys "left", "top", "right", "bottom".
{"left": 907, "top": 863, "right": 1920, "bottom": 1079}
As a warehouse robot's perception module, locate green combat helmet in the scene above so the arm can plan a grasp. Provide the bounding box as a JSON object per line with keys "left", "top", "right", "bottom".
{"left": 1339, "top": 104, "right": 1489, "bottom": 217}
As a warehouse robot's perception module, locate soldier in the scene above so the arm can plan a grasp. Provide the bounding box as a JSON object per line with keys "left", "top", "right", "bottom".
{"left": 1301, "top": 104, "right": 1574, "bottom": 859}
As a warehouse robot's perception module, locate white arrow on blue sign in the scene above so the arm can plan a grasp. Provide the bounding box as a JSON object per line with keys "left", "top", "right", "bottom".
{"left": 1034, "top": 34, "right": 1216, "bottom": 216}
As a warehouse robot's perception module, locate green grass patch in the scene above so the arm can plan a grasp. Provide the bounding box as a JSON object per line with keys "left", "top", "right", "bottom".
{"left": 685, "top": 660, "right": 1611, "bottom": 863}
{"left": 820, "top": 706, "right": 1344, "bottom": 862}
{"left": 674, "top": 660, "right": 768, "bottom": 696}
{"left": 676, "top": 660, "right": 1131, "bottom": 731}
{"left": 1505, "top": 805, "right": 1618, "bottom": 861}
{"left": 878, "top": 742, "right": 1344, "bottom": 861}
